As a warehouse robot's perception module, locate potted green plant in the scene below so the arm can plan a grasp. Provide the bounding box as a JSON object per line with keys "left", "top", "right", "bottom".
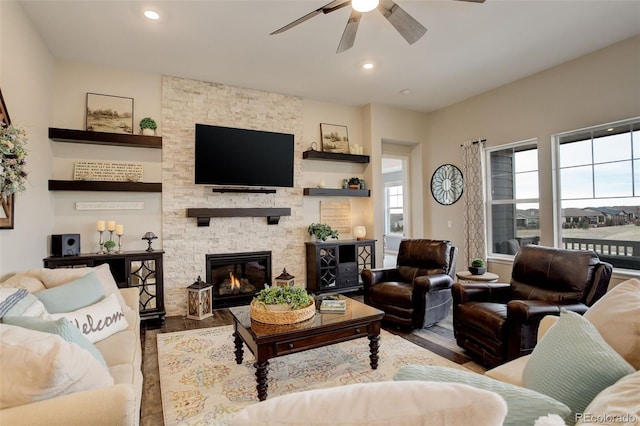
{"left": 103, "top": 239, "right": 116, "bottom": 254}
{"left": 307, "top": 223, "right": 339, "bottom": 241}
{"left": 250, "top": 286, "right": 316, "bottom": 324}
{"left": 348, "top": 177, "right": 361, "bottom": 189}
{"left": 139, "top": 117, "right": 157, "bottom": 136}
{"left": 253, "top": 286, "right": 314, "bottom": 311}
{"left": 469, "top": 258, "right": 487, "bottom": 275}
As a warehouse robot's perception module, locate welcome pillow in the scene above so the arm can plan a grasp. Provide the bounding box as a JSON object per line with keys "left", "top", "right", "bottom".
{"left": 523, "top": 309, "right": 635, "bottom": 416}
{"left": 49, "top": 293, "right": 128, "bottom": 343}
{"left": 0, "top": 323, "right": 113, "bottom": 409}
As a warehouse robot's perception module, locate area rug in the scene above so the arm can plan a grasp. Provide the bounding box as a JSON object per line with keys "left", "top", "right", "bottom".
{"left": 157, "top": 325, "right": 467, "bottom": 425}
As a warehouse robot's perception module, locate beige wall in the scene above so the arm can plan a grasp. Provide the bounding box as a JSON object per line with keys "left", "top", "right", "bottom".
{"left": 0, "top": 1, "right": 54, "bottom": 278}
{"left": 423, "top": 35, "right": 640, "bottom": 285}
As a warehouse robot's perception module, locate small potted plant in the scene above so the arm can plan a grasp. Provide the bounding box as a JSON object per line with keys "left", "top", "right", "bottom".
{"left": 348, "top": 177, "right": 361, "bottom": 189}
{"left": 250, "top": 285, "right": 316, "bottom": 324}
{"left": 139, "top": 117, "right": 157, "bottom": 136}
{"left": 103, "top": 239, "right": 116, "bottom": 254}
{"left": 307, "top": 223, "right": 339, "bottom": 241}
{"left": 469, "top": 258, "right": 487, "bottom": 275}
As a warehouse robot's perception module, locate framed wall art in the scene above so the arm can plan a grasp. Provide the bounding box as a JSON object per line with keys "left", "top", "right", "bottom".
{"left": 86, "top": 93, "right": 134, "bottom": 134}
{"left": 320, "top": 123, "right": 350, "bottom": 154}
{"left": 1, "top": 87, "right": 14, "bottom": 229}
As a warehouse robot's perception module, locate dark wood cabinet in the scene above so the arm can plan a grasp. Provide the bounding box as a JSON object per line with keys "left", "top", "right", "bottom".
{"left": 43, "top": 250, "right": 165, "bottom": 322}
{"left": 305, "top": 239, "right": 375, "bottom": 294}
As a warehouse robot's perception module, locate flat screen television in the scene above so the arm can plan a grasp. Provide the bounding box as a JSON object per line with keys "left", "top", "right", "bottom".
{"left": 195, "top": 124, "right": 294, "bottom": 188}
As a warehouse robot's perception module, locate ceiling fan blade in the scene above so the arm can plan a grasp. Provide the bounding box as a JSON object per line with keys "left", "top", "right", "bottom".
{"left": 378, "top": 0, "right": 427, "bottom": 45}
{"left": 337, "top": 9, "right": 362, "bottom": 53}
{"left": 270, "top": 0, "right": 350, "bottom": 35}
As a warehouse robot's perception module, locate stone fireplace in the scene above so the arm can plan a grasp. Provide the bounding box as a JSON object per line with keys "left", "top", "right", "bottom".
{"left": 206, "top": 251, "right": 271, "bottom": 308}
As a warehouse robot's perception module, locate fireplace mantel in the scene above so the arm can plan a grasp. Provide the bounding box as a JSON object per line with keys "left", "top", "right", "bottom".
{"left": 186, "top": 208, "right": 291, "bottom": 226}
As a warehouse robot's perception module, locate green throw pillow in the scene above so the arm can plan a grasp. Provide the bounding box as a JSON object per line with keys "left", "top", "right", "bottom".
{"left": 522, "top": 309, "right": 635, "bottom": 417}
{"left": 394, "top": 365, "right": 571, "bottom": 426}
{"left": 35, "top": 271, "right": 105, "bottom": 313}
{"left": 2, "top": 315, "right": 107, "bottom": 366}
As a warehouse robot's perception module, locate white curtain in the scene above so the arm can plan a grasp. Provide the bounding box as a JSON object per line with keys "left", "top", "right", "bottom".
{"left": 462, "top": 140, "right": 486, "bottom": 264}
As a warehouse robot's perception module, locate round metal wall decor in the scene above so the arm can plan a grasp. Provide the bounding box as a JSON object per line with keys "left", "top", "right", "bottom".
{"left": 430, "top": 164, "right": 464, "bottom": 205}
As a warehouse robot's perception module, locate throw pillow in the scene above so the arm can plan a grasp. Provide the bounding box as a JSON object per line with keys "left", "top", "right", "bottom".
{"left": 0, "top": 323, "right": 113, "bottom": 409}
{"left": 2, "top": 316, "right": 107, "bottom": 366}
{"left": 394, "top": 365, "right": 571, "bottom": 426}
{"left": 232, "top": 381, "right": 508, "bottom": 426}
{"left": 0, "top": 288, "right": 50, "bottom": 319}
{"left": 584, "top": 278, "right": 640, "bottom": 369}
{"left": 522, "top": 309, "right": 635, "bottom": 416}
{"left": 34, "top": 271, "right": 105, "bottom": 314}
{"left": 576, "top": 370, "right": 640, "bottom": 426}
{"left": 0, "top": 272, "right": 46, "bottom": 293}
{"left": 49, "top": 293, "right": 129, "bottom": 343}
{"left": 40, "top": 264, "right": 132, "bottom": 313}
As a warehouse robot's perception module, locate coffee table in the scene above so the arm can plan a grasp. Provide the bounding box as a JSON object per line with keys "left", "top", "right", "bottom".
{"left": 229, "top": 298, "right": 384, "bottom": 401}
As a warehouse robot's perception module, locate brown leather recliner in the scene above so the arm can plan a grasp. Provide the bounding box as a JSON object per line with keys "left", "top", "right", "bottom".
{"left": 362, "top": 239, "right": 458, "bottom": 329}
{"left": 452, "top": 245, "right": 612, "bottom": 368}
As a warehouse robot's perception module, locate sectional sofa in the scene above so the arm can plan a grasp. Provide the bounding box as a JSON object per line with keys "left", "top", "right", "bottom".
{"left": 0, "top": 264, "right": 142, "bottom": 426}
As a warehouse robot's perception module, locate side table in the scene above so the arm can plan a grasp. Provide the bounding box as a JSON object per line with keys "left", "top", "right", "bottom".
{"left": 455, "top": 270, "right": 499, "bottom": 283}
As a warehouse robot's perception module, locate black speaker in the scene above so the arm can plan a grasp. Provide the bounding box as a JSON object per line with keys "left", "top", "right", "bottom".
{"left": 51, "top": 234, "right": 81, "bottom": 257}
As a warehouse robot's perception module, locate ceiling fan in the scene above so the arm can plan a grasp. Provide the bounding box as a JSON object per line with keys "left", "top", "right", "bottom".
{"left": 271, "top": 0, "right": 486, "bottom": 53}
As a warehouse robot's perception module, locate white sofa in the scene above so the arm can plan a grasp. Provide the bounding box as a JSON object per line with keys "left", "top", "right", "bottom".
{"left": 0, "top": 266, "right": 143, "bottom": 426}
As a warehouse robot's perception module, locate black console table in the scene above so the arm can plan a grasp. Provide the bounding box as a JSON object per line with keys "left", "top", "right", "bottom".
{"left": 305, "top": 239, "right": 375, "bottom": 294}
{"left": 43, "top": 250, "right": 165, "bottom": 322}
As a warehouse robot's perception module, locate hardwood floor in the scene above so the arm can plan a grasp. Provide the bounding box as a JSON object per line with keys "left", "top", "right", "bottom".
{"left": 139, "top": 301, "right": 482, "bottom": 425}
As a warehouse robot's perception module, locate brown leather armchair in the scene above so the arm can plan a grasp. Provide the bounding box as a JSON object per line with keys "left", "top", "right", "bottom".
{"left": 362, "top": 239, "right": 458, "bottom": 329}
{"left": 452, "top": 245, "right": 612, "bottom": 368}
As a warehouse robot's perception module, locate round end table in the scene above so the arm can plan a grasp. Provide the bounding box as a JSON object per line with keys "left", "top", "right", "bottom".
{"left": 455, "top": 270, "right": 499, "bottom": 283}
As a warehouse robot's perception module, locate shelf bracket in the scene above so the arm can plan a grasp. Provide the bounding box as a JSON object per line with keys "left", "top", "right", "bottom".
{"left": 196, "top": 217, "right": 211, "bottom": 227}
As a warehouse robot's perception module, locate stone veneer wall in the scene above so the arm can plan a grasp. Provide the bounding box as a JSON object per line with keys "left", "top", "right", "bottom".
{"left": 162, "top": 76, "right": 305, "bottom": 316}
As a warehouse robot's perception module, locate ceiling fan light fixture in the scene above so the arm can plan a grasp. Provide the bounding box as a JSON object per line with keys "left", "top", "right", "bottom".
{"left": 352, "top": 0, "right": 379, "bottom": 13}
{"left": 144, "top": 10, "right": 160, "bottom": 20}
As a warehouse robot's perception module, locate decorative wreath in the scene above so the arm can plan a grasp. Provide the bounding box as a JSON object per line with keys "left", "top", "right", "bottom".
{"left": 0, "top": 123, "right": 28, "bottom": 198}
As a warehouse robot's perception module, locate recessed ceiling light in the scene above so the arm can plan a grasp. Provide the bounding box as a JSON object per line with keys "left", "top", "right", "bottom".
{"left": 606, "top": 127, "right": 614, "bottom": 131}
{"left": 144, "top": 10, "right": 160, "bottom": 20}
{"left": 400, "top": 89, "right": 411, "bottom": 95}
{"left": 362, "top": 63, "right": 374, "bottom": 70}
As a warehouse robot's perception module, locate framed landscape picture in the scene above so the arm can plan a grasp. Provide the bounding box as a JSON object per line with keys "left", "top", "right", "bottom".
{"left": 320, "top": 123, "right": 350, "bottom": 154}
{"left": 86, "top": 93, "right": 134, "bottom": 134}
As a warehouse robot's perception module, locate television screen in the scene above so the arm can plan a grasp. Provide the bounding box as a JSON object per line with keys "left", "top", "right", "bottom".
{"left": 195, "top": 124, "right": 294, "bottom": 188}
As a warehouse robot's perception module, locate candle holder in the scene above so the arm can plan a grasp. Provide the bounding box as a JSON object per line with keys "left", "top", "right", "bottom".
{"left": 97, "top": 230, "right": 105, "bottom": 255}
{"left": 116, "top": 234, "right": 124, "bottom": 253}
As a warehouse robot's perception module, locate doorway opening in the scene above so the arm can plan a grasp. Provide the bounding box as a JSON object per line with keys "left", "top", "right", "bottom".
{"left": 382, "top": 155, "right": 409, "bottom": 268}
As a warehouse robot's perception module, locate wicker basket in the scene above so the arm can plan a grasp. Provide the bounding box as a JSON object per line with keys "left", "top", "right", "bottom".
{"left": 250, "top": 299, "right": 316, "bottom": 324}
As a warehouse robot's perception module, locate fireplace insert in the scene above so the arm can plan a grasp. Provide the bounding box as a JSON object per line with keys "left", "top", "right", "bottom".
{"left": 206, "top": 251, "right": 271, "bottom": 308}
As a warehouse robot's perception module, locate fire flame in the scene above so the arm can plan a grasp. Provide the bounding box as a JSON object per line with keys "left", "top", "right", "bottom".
{"left": 229, "top": 272, "right": 241, "bottom": 290}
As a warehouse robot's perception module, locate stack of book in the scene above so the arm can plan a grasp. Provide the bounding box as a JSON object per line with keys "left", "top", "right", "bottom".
{"left": 319, "top": 298, "right": 347, "bottom": 313}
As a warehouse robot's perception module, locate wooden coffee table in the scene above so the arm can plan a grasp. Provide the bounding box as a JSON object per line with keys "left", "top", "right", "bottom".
{"left": 229, "top": 298, "right": 384, "bottom": 401}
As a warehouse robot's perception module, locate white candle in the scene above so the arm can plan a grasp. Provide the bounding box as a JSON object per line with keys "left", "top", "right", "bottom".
{"left": 116, "top": 224, "right": 124, "bottom": 236}
{"left": 97, "top": 220, "right": 106, "bottom": 231}
{"left": 107, "top": 220, "right": 116, "bottom": 231}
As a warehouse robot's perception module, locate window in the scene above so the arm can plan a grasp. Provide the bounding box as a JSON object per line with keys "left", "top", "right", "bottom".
{"left": 556, "top": 118, "right": 640, "bottom": 270}
{"left": 486, "top": 140, "right": 540, "bottom": 255}
{"left": 385, "top": 184, "right": 404, "bottom": 234}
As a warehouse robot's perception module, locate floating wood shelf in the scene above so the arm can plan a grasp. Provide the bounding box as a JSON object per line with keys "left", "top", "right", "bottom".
{"left": 303, "top": 188, "right": 370, "bottom": 197}
{"left": 186, "top": 208, "right": 291, "bottom": 226}
{"left": 49, "top": 128, "right": 162, "bottom": 149}
{"left": 302, "top": 150, "right": 369, "bottom": 163}
{"left": 48, "top": 180, "right": 162, "bottom": 192}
